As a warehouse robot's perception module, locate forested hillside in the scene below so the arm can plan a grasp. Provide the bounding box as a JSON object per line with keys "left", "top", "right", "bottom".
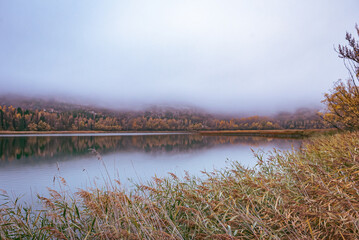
{"left": 0, "top": 102, "right": 326, "bottom": 131}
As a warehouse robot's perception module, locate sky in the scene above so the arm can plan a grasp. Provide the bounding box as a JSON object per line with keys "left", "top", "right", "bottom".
{"left": 0, "top": 0, "right": 358, "bottom": 114}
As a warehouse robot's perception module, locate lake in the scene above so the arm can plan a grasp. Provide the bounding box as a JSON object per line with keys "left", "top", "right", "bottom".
{"left": 0, "top": 133, "right": 302, "bottom": 204}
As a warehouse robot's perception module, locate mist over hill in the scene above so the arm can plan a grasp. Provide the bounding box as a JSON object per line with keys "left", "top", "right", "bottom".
{"left": 0, "top": 94, "right": 320, "bottom": 118}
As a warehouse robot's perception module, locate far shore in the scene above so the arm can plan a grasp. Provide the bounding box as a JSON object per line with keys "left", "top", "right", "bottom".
{"left": 0, "top": 129, "right": 336, "bottom": 137}
{"left": 0, "top": 130, "right": 190, "bottom": 136}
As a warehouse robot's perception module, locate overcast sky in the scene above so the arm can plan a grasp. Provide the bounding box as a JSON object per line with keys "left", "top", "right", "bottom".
{"left": 0, "top": 0, "right": 358, "bottom": 114}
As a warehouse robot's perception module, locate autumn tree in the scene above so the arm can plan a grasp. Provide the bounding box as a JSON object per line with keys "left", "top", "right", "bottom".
{"left": 322, "top": 25, "right": 359, "bottom": 130}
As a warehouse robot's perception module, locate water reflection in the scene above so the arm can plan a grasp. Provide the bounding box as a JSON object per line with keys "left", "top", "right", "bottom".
{"left": 0, "top": 134, "right": 302, "bottom": 204}
{"left": 0, "top": 134, "right": 301, "bottom": 164}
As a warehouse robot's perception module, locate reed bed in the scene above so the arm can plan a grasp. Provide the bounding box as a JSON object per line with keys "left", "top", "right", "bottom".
{"left": 1, "top": 131, "right": 359, "bottom": 239}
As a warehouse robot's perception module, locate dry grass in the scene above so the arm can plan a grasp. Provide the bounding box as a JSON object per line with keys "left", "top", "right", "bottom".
{"left": 1, "top": 131, "right": 359, "bottom": 239}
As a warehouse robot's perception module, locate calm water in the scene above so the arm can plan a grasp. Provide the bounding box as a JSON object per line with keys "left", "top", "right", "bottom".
{"left": 0, "top": 133, "right": 302, "bottom": 204}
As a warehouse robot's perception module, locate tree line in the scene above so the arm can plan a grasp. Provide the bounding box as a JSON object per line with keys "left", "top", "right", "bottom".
{"left": 0, "top": 104, "right": 326, "bottom": 131}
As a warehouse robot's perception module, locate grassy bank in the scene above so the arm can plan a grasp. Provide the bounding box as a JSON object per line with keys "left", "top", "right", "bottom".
{"left": 1, "top": 131, "right": 358, "bottom": 239}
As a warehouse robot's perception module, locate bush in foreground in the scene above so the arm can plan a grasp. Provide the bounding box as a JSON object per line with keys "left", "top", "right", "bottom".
{"left": 1, "top": 132, "right": 359, "bottom": 239}
{"left": 322, "top": 25, "right": 359, "bottom": 130}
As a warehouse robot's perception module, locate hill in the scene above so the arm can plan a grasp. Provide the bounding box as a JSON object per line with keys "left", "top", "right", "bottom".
{"left": 0, "top": 95, "right": 327, "bottom": 131}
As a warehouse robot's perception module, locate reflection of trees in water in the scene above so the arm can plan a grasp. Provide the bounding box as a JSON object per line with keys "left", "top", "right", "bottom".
{"left": 0, "top": 135, "right": 301, "bottom": 162}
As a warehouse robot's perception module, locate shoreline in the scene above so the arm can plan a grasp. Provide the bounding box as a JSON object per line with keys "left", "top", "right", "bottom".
{"left": 0, "top": 129, "right": 336, "bottom": 137}
{"left": 0, "top": 130, "right": 187, "bottom": 134}
{"left": 0, "top": 130, "right": 190, "bottom": 137}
